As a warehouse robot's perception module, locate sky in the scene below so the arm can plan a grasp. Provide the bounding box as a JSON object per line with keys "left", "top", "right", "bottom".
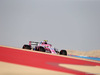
{"left": 0, "top": 0, "right": 100, "bottom": 51}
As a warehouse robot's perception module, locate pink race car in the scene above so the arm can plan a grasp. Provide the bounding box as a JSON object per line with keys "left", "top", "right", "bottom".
{"left": 22, "top": 41, "right": 67, "bottom": 55}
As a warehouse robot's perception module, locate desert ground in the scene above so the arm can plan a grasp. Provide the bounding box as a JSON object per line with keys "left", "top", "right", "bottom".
{"left": 67, "top": 50, "right": 100, "bottom": 57}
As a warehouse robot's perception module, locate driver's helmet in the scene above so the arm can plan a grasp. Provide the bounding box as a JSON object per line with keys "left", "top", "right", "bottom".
{"left": 40, "top": 40, "right": 48, "bottom": 44}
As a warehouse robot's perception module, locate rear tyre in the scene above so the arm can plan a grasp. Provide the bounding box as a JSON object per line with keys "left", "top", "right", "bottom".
{"left": 38, "top": 46, "right": 45, "bottom": 52}
{"left": 60, "top": 50, "right": 67, "bottom": 55}
{"left": 22, "top": 45, "right": 31, "bottom": 50}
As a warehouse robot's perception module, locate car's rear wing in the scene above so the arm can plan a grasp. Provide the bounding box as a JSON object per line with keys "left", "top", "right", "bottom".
{"left": 29, "top": 41, "right": 39, "bottom": 46}
{"left": 29, "top": 41, "right": 39, "bottom": 49}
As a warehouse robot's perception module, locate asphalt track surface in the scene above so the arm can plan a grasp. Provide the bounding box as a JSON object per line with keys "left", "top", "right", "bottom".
{"left": 0, "top": 46, "right": 100, "bottom": 75}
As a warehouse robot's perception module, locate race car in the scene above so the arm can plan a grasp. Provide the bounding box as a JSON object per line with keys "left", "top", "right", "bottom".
{"left": 22, "top": 40, "right": 67, "bottom": 55}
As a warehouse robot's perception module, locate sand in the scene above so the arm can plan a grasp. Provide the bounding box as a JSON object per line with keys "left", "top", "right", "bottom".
{"left": 67, "top": 50, "right": 100, "bottom": 57}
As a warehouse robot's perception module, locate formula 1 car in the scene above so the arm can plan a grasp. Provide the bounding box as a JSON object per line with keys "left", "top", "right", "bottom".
{"left": 22, "top": 40, "right": 67, "bottom": 55}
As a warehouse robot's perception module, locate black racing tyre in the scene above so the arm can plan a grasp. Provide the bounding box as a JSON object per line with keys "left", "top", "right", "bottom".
{"left": 22, "top": 45, "right": 31, "bottom": 50}
{"left": 38, "top": 46, "right": 45, "bottom": 52}
{"left": 60, "top": 50, "right": 67, "bottom": 55}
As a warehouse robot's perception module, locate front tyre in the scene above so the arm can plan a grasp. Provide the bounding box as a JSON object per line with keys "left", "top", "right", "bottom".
{"left": 60, "top": 50, "right": 67, "bottom": 55}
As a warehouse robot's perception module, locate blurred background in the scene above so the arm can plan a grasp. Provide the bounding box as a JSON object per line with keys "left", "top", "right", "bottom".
{"left": 0, "top": 0, "right": 100, "bottom": 51}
